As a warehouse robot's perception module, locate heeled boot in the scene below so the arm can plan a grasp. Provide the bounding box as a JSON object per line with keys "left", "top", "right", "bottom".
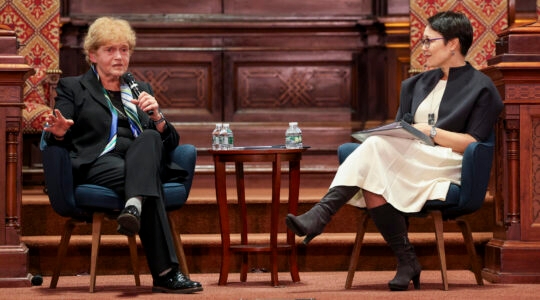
{"left": 368, "top": 203, "right": 422, "bottom": 291}
{"left": 285, "top": 186, "right": 359, "bottom": 244}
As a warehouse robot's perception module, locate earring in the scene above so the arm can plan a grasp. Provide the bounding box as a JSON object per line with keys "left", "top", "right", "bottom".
{"left": 451, "top": 50, "right": 455, "bottom": 56}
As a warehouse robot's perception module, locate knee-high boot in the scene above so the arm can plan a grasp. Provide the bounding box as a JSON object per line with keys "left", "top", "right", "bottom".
{"left": 285, "top": 186, "right": 359, "bottom": 244}
{"left": 368, "top": 203, "right": 421, "bottom": 291}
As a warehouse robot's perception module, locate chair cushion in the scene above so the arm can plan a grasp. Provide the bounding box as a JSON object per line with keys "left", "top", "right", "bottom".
{"left": 75, "top": 185, "right": 125, "bottom": 211}
{"left": 43, "top": 143, "right": 195, "bottom": 220}
{"left": 163, "top": 182, "right": 188, "bottom": 210}
{"left": 75, "top": 182, "right": 188, "bottom": 212}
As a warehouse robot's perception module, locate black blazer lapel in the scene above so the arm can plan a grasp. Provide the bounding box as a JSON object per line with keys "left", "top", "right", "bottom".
{"left": 80, "top": 70, "right": 111, "bottom": 113}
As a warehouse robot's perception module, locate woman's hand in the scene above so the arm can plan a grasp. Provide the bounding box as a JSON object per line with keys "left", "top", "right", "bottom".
{"left": 131, "top": 91, "right": 160, "bottom": 118}
{"left": 413, "top": 123, "right": 432, "bottom": 137}
{"left": 132, "top": 91, "right": 168, "bottom": 132}
{"left": 43, "top": 109, "right": 74, "bottom": 139}
{"left": 413, "top": 123, "right": 476, "bottom": 153}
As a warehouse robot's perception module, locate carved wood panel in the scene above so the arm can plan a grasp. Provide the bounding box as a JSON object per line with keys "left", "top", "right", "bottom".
{"left": 68, "top": 0, "right": 372, "bottom": 16}
{"left": 223, "top": 0, "right": 371, "bottom": 15}
{"left": 237, "top": 66, "right": 350, "bottom": 108}
{"left": 128, "top": 50, "right": 222, "bottom": 122}
{"left": 224, "top": 51, "right": 354, "bottom": 122}
{"left": 58, "top": 0, "right": 405, "bottom": 128}
{"left": 520, "top": 104, "right": 540, "bottom": 241}
{"left": 69, "top": 0, "right": 223, "bottom": 14}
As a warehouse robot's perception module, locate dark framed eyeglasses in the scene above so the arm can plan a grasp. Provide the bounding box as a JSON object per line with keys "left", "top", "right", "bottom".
{"left": 420, "top": 37, "right": 445, "bottom": 48}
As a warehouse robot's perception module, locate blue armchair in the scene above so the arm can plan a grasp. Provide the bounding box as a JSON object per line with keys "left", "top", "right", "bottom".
{"left": 42, "top": 143, "right": 196, "bottom": 292}
{"left": 340, "top": 134, "right": 494, "bottom": 290}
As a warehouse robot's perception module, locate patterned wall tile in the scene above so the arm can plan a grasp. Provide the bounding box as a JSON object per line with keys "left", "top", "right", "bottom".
{"left": 0, "top": 0, "right": 59, "bottom": 133}
{"left": 410, "top": 0, "right": 508, "bottom": 71}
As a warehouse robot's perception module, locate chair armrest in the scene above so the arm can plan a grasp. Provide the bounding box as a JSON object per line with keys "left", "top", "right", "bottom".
{"left": 454, "top": 138, "right": 494, "bottom": 215}
{"left": 337, "top": 143, "right": 360, "bottom": 165}
{"left": 169, "top": 144, "right": 197, "bottom": 196}
{"left": 42, "top": 145, "right": 87, "bottom": 218}
{"left": 441, "top": 134, "right": 495, "bottom": 219}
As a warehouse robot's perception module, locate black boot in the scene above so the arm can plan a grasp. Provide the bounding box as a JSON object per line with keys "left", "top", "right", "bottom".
{"left": 286, "top": 186, "right": 359, "bottom": 244}
{"left": 368, "top": 203, "right": 421, "bottom": 291}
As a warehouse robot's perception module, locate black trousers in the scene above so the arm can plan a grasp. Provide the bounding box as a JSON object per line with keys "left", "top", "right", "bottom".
{"left": 83, "top": 130, "right": 178, "bottom": 278}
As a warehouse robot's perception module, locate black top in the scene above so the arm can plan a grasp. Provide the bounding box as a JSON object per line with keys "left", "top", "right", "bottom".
{"left": 107, "top": 90, "right": 133, "bottom": 154}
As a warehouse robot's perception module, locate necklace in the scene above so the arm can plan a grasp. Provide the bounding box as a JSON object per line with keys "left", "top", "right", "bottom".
{"left": 427, "top": 80, "right": 446, "bottom": 125}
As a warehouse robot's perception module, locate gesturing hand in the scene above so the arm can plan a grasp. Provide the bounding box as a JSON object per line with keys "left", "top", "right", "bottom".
{"left": 43, "top": 109, "right": 74, "bottom": 139}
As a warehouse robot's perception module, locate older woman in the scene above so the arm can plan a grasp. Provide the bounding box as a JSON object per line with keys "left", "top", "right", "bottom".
{"left": 43, "top": 17, "right": 202, "bottom": 294}
{"left": 286, "top": 11, "right": 503, "bottom": 291}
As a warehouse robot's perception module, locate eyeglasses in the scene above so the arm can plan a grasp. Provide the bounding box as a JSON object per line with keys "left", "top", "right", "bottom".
{"left": 420, "top": 37, "right": 445, "bottom": 48}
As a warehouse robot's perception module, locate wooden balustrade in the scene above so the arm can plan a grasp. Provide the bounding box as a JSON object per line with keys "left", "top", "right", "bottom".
{"left": 0, "top": 25, "right": 34, "bottom": 287}
{"left": 481, "top": 10, "right": 540, "bottom": 283}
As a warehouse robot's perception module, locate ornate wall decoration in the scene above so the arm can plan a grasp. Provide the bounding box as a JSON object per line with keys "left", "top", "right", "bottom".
{"left": 507, "top": 84, "right": 540, "bottom": 101}
{"left": 130, "top": 68, "right": 208, "bottom": 109}
{"left": 0, "top": 0, "right": 59, "bottom": 133}
{"left": 237, "top": 66, "right": 350, "bottom": 109}
{"left": 532, "top": 117, "right": 540, "bottom": 224}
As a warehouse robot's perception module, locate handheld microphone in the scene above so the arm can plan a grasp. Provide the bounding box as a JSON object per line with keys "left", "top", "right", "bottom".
{"left": 121, "top": 72, "right": 153, "bottom": 115}
{"left": 402, "top": 112, "right": 413, "bottom": 124}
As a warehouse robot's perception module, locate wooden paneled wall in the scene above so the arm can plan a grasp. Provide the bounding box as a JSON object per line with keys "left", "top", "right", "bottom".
{"left": 58, "top": 0, "right": 411, "bottom": 135}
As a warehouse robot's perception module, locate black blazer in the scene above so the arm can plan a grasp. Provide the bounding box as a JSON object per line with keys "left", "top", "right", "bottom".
{"left": 44, "top": 69, "right": 180, "bottom": 171}
{"left": 396, "top": 63, "right": 503, "bottom": 142}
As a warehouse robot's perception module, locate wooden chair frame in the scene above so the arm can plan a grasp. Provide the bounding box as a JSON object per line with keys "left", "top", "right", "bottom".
{"left": 50, "top": 211, "right": 189, "bottom": 292}
{"left": 50, "top": 213, "right": 140, "bottom": 293}
{"left": 344, "top": 209, "right": 483, "bottom": 291}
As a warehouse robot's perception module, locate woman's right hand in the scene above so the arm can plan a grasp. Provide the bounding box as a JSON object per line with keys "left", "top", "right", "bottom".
{"left": 43, "top": 109, "right": 74, "bottom": 139}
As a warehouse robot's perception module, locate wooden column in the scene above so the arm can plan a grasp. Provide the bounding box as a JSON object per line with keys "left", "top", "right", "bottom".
{"left": 0, "top": 25, "right": 34, "bottom": 287}
{"left": 481, "top": 4, "right": 540, "bottom": 283}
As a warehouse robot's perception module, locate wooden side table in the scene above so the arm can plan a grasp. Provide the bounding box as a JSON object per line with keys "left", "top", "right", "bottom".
{"left": 209, "top": 147, "right": 306, "bottom": 286}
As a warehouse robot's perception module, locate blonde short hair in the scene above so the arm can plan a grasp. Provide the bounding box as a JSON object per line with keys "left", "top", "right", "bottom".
{"left": 83, "top": 16, "right": 136, "bottom": 65}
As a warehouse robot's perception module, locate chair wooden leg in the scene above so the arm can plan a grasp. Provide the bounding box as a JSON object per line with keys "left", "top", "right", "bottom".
{"left": 168, "top": 213, "right": 189, "bottom": 277}
{"left": 431, "top": 211, "right": 449, "bottom": 291}
{"left": 127, "top": 235, "right": 141, "bottom": 286}
{"left": 456, "top": 218, "right": 484, "bottom": 286}
{"left": 89, "top": 213, "right": 104, "bottom": 293}
{"left": 50, "top": 219, "right": 76, "bottom": 289}
{"left": 345, "top": 209, "right": 369, "bottom": 289}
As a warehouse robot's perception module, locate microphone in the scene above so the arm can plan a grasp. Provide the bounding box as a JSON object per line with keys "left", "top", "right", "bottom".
{"left": 121, "top": 72, "right": 153, "bottom": 115}
{"left": 31, "top": 274, "right": 43, "bottom": 286}
{"left": 402, "top": 112, "right": 413, "bottom": 124}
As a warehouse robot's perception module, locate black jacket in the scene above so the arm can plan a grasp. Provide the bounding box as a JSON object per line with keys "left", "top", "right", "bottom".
{"left": 396, "top": 63, "right": 503, "bottom": 142}
{"left": 44, "top": 69, "right": 180, "bottom": 171}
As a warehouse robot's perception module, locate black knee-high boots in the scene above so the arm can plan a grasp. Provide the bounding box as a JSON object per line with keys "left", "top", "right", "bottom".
{"left": 368, "top": 203, "right": 421, "bottom": 291}
{"left": 285, "top": 186, "right": 360, "bottom": 244}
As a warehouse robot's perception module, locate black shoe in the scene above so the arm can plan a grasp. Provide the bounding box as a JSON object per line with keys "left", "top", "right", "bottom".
{"left": 152, "top": 269, "right": 203, "bottom": 294}
{"left": 117, "top": 205, "right": 140, "bottom": 236}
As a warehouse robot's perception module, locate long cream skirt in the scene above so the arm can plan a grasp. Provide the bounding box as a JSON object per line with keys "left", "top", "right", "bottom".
{"left": 330, "top": 135, "right": 463, "bottom": 213}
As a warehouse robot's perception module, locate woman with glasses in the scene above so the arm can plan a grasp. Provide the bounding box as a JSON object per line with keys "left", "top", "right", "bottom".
{"left": 286, "top": 11, "right": 503, "bottom": 291}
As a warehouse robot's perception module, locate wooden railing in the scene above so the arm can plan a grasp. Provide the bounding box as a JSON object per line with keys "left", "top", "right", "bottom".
{"left": 0, "top": 25, "right": 34, "bottom": 287}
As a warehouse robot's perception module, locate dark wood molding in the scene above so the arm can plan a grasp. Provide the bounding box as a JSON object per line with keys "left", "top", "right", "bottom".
{"left": 482, "top": 18, "right": 540, "bottom": 283}
{"left": 0, "top": 27, "right": 34, "bottom": 288}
